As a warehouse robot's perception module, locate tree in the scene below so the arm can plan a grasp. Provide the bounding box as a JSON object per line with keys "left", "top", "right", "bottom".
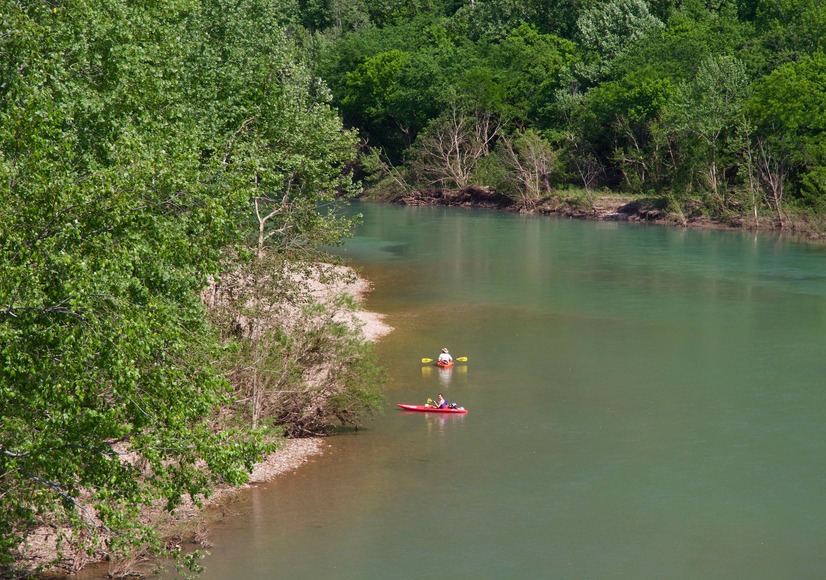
{"left": 0, "top": 1, "right": 269, "bottom": 570}
{"left": 574, "top": 67, "right": 675, "bottom": 191}
{"left": 752, "top": 137, "right": 791, "bottom": 226}
{"left": 755, "top": 0, "right": 826, "bottom": 69}
{"left": 747, "top": 51, "right": 826, "bottom": 212}
{"left": 486, "top": 24, "right": 578, "bottom": 126}
{"left": 299, "top": 0, "right": 371, "bottom": 31}
{"left": 327, "top": 17, "right": 469, "bottom": 161}
{"left": 208, "top": 258, "right": 386, "bottom": 437}
{"left": 666, "top": 55, "right": 751, "bottom": 208}
{"left": 576, "top": 0, "right": 664, "bottom": 82}
{"left": 498, "top": 129, "right": 558, "bottom": 208}
{"left": 0, "top": 0, "right": 362, "bottom": 571}
{"left": 448, "top": 0, "right": 534, "bottom": 42}
{"left": 340, "top": 49, "right": 413, "bottom": 151}
{"left": 411, "top": 107, "right": 502, "bottom": 188}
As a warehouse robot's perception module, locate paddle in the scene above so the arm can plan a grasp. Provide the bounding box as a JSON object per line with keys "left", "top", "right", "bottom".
{"left": 421, "top": 356, "right": 468, "bottom": 363}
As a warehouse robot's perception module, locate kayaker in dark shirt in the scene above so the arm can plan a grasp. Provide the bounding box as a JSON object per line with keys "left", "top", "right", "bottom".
{"left": 436, "top": 394, "right": 447, "bottom": 408}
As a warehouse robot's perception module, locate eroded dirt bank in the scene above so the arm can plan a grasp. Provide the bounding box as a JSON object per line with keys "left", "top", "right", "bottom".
{"left": 396, "top": 186, "right": 824, "bottom": 240}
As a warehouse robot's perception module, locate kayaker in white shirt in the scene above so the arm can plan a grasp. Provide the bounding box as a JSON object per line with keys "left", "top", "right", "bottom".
{"left": 437, "top": 348, "right": 453, "bottom": 365}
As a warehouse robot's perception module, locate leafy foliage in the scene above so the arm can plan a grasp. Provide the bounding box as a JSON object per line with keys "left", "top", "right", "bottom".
{"left": 1, "top": 0, "right": 371, "bottom": 572}
{"left": 0, "top": 1, "right": 259, "bottom": 569}
{"left": 666, "top": 55, "right": 751, "bottom": 206}
{"left": 313, "top": 0, "right": 826, "bottom": 222}
{"left": 576, "top": 0, "right": 664, "bottom": 82}
{"left": 748, "top": 51, "right": 826, "bottom": 210}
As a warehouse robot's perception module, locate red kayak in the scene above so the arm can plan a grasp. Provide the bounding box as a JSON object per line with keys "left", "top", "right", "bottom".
{"left": 436, "top": 360, "right": 453, "bottom": 368}
{"left": 397, "top": 403, "right": 468, "bottom": 414}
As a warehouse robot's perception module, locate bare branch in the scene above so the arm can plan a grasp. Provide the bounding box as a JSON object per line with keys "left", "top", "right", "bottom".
{"left": 27, "top": 475, "right": 109, "bottom": 532}
{"left": 413, "top": 108, "right": 501, "bottom": 188}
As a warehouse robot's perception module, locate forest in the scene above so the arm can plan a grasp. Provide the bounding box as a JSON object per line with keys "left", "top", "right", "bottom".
{"left": 310, "top": 0, "right": 826, "bottom": 232}
{"left": 1, "top": 0, "right": 824, "bottom": 576}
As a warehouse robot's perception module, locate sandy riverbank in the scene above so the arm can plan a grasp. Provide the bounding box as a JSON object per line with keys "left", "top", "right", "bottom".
{"left": 209, "top": 268, "right": 392, "bottom": 493}
{"left": 14, "top": 267, "right": 392, "bottom": 577}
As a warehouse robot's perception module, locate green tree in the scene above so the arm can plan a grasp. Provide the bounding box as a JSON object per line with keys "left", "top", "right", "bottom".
{"left": 666, "top": 55, "right": 751, "bottom": 208}
{"left": 0, "top": 1, "right": 266, "bottom": 569}
{"left": 192, "top": 0, "right": 362, "bottom": 255}
{"left": 1, "top": 0, "right": 362, "bottom": 571}
{"left": 581, "top": 67, "right": 676, "bottom": 191}
{"left": 487, "top": 24, "right": 578, "bottom": 126}
{"left": 340, "top": 49, "right": 412, "bottom": 149}
{"left": 576, "top": 0, "right": 664, "bottom": 82}
{"left": 449, "top": 0, "right": 534, "bottom": 42}
{"left": 299, "top": 0, "right": 371, "bottom": 31}
{"left": 755, "top": 0, "right": 826, "bottom": 69}
{"left": 748, "top": 51, "right": 826, "bottom": 211}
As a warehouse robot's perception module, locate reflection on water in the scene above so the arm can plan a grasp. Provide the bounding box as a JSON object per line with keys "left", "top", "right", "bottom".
{"left": 420, "top": 365, "right": 469, "bottom": 402}
{"left": 187, "top": 204, "right": 826, "bottom": 580}
{"left": 437, "top": 365, "right": 451, "bottom": 388}
{"left": 397, "top": 410, "right": 466, "bottom": 437}
{"left": 423, "top": 412, "right": 465, "bottom": 436}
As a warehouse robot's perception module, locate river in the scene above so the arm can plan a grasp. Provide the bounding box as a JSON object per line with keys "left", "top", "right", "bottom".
{"left": 183, "top": 202, "right": 826, "bottom": 579}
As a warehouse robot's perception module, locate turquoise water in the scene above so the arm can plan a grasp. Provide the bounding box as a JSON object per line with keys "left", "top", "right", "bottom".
{"left": 191, "top": 203, "right": 826, "bottom": 579}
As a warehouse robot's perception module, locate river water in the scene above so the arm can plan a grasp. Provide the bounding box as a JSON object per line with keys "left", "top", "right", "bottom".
{"left": 189, "top": 203, "right": 826, "bottom": 579}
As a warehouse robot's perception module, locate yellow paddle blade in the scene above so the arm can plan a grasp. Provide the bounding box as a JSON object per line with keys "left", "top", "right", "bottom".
{"left": 421, "top": 358, "right": 433, "bottom": 363}
{"left": 456, "top": 356, "right": 468, "bottom": 362}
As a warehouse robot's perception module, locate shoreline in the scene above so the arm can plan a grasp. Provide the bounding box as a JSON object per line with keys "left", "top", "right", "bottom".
{"left": 18, "top": 268, "right": 392, "bottom": 578}
{"left": 199, "top": 267, "right": 392, "bottom": 521}
{"left": 393, "top": 187, "right": 826, "bottom": 242}
{"left": 210, "top": 268, "right": 393, "bottom": 491}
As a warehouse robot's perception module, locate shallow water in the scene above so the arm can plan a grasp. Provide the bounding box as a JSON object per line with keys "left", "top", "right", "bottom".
{"left": 179, "top": 203, "right": 826, "bottom": 579}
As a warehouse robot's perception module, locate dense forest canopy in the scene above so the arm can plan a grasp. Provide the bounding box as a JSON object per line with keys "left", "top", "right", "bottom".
{"left": 309, "top": 0, "right": 826, "bottom": 224}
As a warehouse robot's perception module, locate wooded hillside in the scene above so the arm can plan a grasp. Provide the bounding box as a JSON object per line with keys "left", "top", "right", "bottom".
{"left": 308, "top": 0, "right": 826, "bottom": 230}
